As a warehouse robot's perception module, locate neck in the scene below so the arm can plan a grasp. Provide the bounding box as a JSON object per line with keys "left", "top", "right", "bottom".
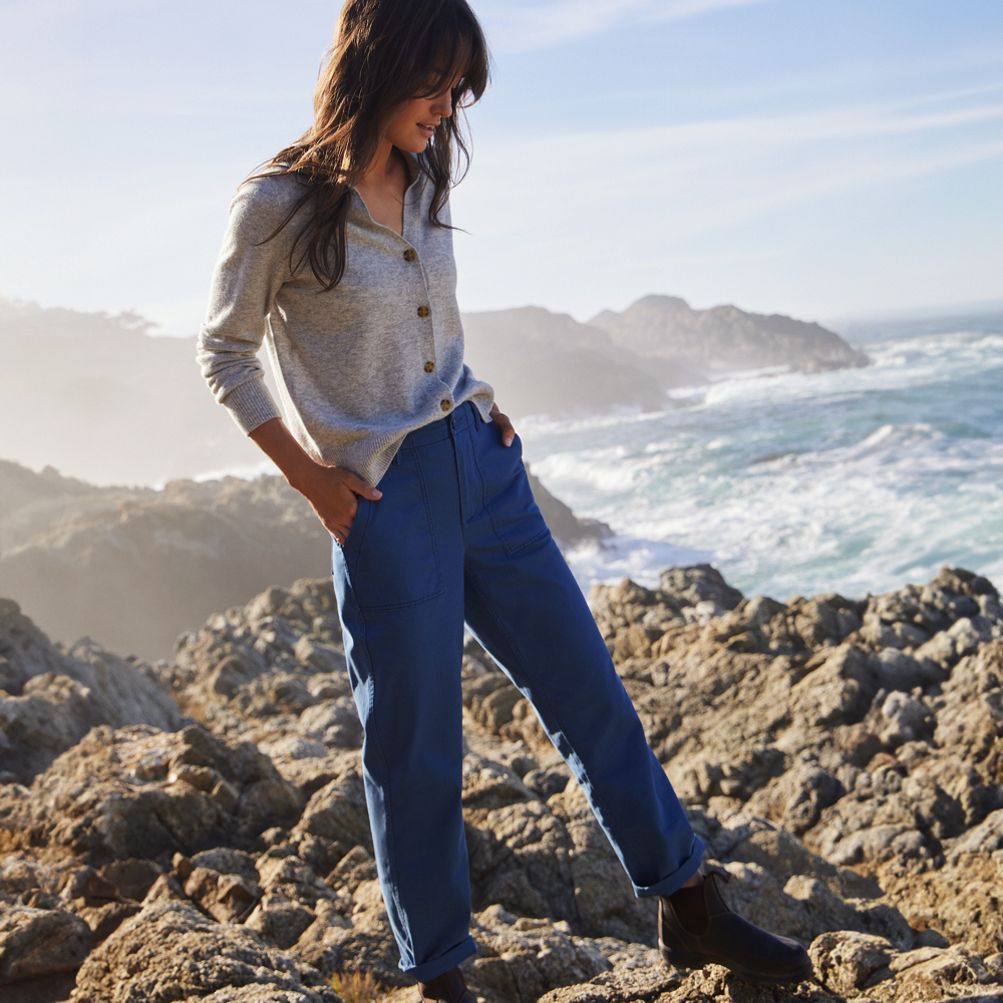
{"left": 360, "top": 142, "right": 406, "bottom": 187}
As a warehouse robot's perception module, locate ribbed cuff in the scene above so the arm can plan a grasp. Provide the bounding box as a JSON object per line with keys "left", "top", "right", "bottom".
{"left": 221, "top": 378, "right": 282, "bottom": 435}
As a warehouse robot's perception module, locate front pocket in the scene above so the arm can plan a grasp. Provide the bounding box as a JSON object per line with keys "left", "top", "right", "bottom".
{"left": 337, "top": 495, "right": 371, "bottom": 552}
{"left": 340, "top": 451, "right": 444, "bottom": 612}
{"left": 473, "top": 422, "right": 552, "bottom": 558}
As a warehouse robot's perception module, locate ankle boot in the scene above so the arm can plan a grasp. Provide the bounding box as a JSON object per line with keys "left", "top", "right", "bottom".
{"left": 416, "top": 965, "right": 476, "bottom": 1002}
{"left": 658, "top": 863, "right": 813, "bottom": 985}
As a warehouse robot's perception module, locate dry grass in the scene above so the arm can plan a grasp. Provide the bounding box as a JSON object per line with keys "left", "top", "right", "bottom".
{"left": 329, "top": 966, "right": 393, "bottom": 1002}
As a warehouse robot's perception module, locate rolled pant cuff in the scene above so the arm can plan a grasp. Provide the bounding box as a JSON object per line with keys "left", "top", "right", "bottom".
{"left": 631, "top": 834, "right": 707, "bottom": 899}
{"left": 401, "top": 933, "right": 478, "bottom": 982}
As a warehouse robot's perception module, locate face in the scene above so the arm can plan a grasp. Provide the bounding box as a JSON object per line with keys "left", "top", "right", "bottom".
{"left": 384, "top": 67, "right": 464, "bottom": 153}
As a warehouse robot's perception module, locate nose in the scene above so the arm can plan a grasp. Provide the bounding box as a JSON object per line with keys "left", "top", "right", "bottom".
{"left": 431, "top": 89, "right": 453, "bottom": 118}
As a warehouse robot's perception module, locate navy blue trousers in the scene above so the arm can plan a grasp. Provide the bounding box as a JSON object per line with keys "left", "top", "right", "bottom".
{"left": 330, "top": 400, "right": 705, "bottom": 982}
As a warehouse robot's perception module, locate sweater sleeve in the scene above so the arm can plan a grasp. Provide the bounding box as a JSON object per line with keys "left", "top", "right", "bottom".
{"left": 196, "top": 177, "right": 297, "bottom": 436}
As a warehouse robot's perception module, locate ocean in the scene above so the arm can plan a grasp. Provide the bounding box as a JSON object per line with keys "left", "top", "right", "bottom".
{"left": 519, "top": 325, "right": 1003, "bottom": 605}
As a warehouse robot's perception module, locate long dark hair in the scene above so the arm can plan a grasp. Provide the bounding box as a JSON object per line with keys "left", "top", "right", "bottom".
{"left": 243, "top": 0, "right": 491, "bottom": 293}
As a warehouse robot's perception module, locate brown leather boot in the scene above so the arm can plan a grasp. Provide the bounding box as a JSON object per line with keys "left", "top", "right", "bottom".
{"left": 658, "top": 863, "right": 813, "bottom": 985}
{"left": 416, "top": 965, "right": 476, "bottom": 1002}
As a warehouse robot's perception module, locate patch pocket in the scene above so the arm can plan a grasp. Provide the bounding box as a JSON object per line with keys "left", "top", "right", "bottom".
{"left": 473, "top": 422, "right": 552, "bottom": 558}
{"left": 340, "top": 451, "right": 444, "bottom": 612}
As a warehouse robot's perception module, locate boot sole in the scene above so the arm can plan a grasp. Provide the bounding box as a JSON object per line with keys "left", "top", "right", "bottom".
{"left": 659, "top": 939, "right": 813, "bottom": 986}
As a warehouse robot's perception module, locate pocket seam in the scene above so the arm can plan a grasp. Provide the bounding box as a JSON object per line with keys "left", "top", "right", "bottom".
{"left": 472, "top": 425, "right": 550, "bottom": 558}
{"left": 349, "top": 453, "right": 444, "bottom": 613}
{"left": 342, "top": 495, "right": 371, "bottom": 553}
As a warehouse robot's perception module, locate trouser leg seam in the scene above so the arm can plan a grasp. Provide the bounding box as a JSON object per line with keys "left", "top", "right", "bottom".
{"left": 358, "top": 603, "right": 417, "bottom": 965}
{"left": 463, "top": 571, "right": 627, "bottom": 845}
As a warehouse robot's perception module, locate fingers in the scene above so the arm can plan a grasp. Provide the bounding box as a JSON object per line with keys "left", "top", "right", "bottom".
{"left": 492, "top": 408, "right": 517, "bottom": 447}
{"left": 355, "top": 474, "right": 382, "bottom": 498}
{"left": 339, "top": 468, "right": 382, "bottom": 499}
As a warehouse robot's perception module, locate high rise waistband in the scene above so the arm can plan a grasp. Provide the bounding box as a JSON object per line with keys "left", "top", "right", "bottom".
{"left": 396, "top": 399, "right": 481, "bottom": 453}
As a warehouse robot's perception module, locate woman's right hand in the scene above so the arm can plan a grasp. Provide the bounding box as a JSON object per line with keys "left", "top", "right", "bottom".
{"left": 296, "top": 461, "right": 382, "bottom": 545}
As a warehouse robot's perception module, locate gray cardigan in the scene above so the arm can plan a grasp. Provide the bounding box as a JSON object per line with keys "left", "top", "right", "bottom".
{"left": 195, "top": 149, "right": 496, "bottom": 488}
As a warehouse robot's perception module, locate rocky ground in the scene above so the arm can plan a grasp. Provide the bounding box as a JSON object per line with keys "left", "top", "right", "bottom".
{"left": 0, "top": 562, "right": 1001, "bottom": 1002}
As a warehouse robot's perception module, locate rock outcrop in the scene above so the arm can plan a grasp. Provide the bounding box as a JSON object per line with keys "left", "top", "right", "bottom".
{"left": 0, "top": 598, "right": 184, "bottom": 783}
{"left": 589, "top": 294, "right": 870, "bottom": 377}
{"left": 0, "top": 562, "right": 1000, "bottom": 1001}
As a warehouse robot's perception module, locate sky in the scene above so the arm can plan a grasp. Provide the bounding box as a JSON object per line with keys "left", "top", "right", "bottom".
{"left": 1, "top": 0, "right": 1001, "bottom": 339}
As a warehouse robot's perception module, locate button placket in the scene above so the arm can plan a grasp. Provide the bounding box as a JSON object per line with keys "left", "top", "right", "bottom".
{"left": 410, "top": 254, "right": 439, "bottom": 383}
{"left": 408, "top": 236, "right": 448, "bottom": 407}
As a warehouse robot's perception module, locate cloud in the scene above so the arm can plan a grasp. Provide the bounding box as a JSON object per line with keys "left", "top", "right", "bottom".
{"left": 676, "top": 135, "right": 1003, "bottom": 240}
{"left": 483, "top": 0, "right": 775, "bottom": 53}
{"left": 464, "top": 87, "right": 1003, "bottom": 247}
{"left": 893, "top": 80, "right": 1003, "bottom": 110}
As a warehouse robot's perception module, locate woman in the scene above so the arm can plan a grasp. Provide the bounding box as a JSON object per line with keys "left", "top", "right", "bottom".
{"left": 196, "top": 1, "right": 813, "bottom": 999}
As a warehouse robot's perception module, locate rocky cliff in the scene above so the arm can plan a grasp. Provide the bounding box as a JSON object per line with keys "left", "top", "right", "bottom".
{"left": 0, "top": 458, "right": 611, "bottom": 665}
{"left": 589, "top": 295, "right": 870, "bottom": 378}
{"left": 0, "top": 294, "right": 868, "bottom": 487}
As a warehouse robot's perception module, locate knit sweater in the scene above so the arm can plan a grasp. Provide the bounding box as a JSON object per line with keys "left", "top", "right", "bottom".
{"left": 195, "top": 149, "right": 496, "bottom": 488}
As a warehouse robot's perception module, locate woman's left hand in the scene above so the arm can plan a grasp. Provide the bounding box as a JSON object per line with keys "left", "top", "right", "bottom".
{"left": 490, "top": 404, "right": 517, "bottom": 446}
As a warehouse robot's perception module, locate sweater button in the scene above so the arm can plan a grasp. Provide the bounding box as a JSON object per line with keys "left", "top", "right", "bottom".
{"left": 417, "top": 305, "right": 430, "bottom": 317}
{"left": 440, "top": 399, "right": 452, "bottom": 411}
{"left": 403, "top": 248, "right": 417, "bottom": 261}
{"left": 424, "top": 361, "right": 435, "bottom": 373}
